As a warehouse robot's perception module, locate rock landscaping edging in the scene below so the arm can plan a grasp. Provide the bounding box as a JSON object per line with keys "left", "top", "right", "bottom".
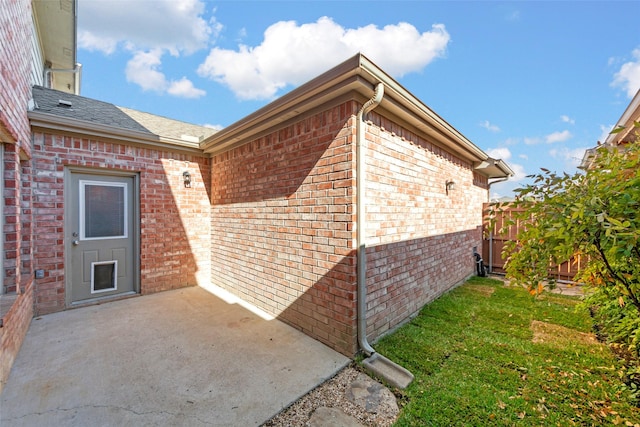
{"left": 263, "top": 365, "right": 399, "bottom": 427}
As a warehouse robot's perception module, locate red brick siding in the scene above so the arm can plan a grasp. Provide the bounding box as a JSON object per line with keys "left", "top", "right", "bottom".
{"left": 210, "top": 102, "right": 358, "bottom": 356}
{"left": 0, "top": 280, "right": 33, "bottom": 392}
{"left": 3, "top": 146, "right": 24, "bottom": 294}
{"left": 0, "top": 144, "right": 34, "bottom": 393}
{"left": 0, "top": 0, "right": 35, "bottom": 392}
{"left": 31, "top": 132, "right": 211, "bottom": 315}
{"left": 0, "top": 0, "right": 33, "bottom": 151}
{"left": 363, "top": 115, "right": 488, "bottom": 340}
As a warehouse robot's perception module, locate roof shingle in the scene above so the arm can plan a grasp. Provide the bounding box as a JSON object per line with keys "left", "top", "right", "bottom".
{"left": 31, "top": 86, "right": 216, "bottom": 143}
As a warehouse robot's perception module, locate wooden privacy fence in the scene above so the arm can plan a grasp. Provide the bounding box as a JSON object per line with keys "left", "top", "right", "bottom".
{"left": 481, "top": 203, "right": 588, "bottom": 282}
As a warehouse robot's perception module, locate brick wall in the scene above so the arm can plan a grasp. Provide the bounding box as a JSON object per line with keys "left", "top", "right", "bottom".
{"left": 0, "top": 0, "right": 33, "bottom": 151}
{"left": 0, "top": 275, "right": 33, "bottom": 392}
{"left": 363, "top": 114, "right": 488, "bottom": 340}
{"left": 0, "top": 0, "right": 36, "bottom": 393}
{"left": 209, "top": 101, "right": 490, "bottom": 356}
{"left": 210, "top": 102, "right": 359, "bottom": 356}
{"left": 31, "top": 131, "right": 211, "bottom": 315}
{"left": 0, "top": 144, "right": 35, "bottom": 393}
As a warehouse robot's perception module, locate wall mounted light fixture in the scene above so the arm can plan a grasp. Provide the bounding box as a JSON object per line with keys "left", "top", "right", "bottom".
{"left": 445, "top": 180, "right": 456, "bottom": 194}
{"left": 183, "top": 171, "right": 191, "bottom": 188}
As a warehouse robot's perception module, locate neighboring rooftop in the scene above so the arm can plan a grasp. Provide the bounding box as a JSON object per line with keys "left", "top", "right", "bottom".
{"left": 604, "top": 88, "right": 640, "bottom": 147}
{"left": 118, "top": 107, "right": 215, "bottom": 143}
{"left": 580, "top": 88, "right": 640, "bottom": 170}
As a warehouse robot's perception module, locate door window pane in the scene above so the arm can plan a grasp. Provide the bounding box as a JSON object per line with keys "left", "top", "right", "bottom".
{"left": 81, "top": 181, "right": 127, "bottom": 239}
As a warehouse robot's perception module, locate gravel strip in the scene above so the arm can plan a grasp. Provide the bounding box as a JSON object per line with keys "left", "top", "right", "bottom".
{"left": 263, "top": 365, "right": 399, "bottom": 427}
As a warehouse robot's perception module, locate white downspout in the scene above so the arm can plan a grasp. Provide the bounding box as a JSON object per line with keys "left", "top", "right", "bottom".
{"left": 487, "top": 176, "right": 510, "bottom": 203}
{"left": 357, "top": 83, "right": 384, "bottom": 356}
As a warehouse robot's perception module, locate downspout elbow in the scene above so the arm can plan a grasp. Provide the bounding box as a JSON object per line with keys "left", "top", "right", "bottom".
{"left": 357, "top": 83, "right": 384, "bottom": 123}
{"left": 487, "top": 176, "right": 510, "bottom": 202}
{"left": 357, "top": 83, "right": 384, "bottom": 356}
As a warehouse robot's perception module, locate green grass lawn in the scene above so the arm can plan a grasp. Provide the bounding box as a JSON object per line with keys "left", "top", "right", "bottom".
{"left": 374, "top": 276, "right": 640, "bottom": 426}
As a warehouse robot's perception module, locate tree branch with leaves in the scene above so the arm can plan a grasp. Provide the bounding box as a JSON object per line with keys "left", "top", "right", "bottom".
{"left": 489, "top": 125, "right": 640, "bottom": 353}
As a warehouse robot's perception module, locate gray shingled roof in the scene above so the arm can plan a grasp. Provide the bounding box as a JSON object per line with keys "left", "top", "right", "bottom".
{"left": 31, "top": 86, "right": 216, "bottom": 143}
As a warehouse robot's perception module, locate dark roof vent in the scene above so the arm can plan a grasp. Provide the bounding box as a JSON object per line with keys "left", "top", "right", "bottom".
{"left": 58, "top": 99, "right": 72, "bottom": 107}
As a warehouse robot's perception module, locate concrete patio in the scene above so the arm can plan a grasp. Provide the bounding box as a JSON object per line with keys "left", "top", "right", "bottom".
{"left": 0, "top": 285, "right": 350, "bottom": 426}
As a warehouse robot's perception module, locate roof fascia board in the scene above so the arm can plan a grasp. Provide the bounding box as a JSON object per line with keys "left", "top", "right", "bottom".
{"left": 495, "top": 159, "right": 514, "bottom": 177}
{"left": 356, "top": 55, "right": 489, "bottom": 162}
{"left": 28, "top": 111, "right": 204, "bottom": 155}
{"left": 202, "top": 53, "right": 493, "bottom": 166}
{"left": 201, "top": 58, "right": 364, "bottom": 152}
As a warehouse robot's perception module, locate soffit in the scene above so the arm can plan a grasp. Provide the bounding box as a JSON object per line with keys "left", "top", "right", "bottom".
{"left": 32, "top": 0, "right": 76, "bottom": 93}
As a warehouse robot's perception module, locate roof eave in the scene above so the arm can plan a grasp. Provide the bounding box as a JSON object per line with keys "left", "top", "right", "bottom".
{"left": 201, "top": 53, "right": 499, "bottom": 166}
{"left": 474, "top": 158, "right": 514, "bottom": 179}
{"left": 356, "top": 55, "right": 490, "bottom": 163}
{"left": 28, "top": 110, "right": 204, "bottom": 155}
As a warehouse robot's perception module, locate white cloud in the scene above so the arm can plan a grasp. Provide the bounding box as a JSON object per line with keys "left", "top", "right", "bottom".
{"left": 524, "top": 136, "right": 542, "bottom": 145}
{"left": 523, "top": 130, "right": 572, "bottom": 145}
{"left": 480, "top": 120, "right": 501, "bottom": 132}
{"left": 545, "top": 130, "right": 572, "bottom": 144}
{"left": 79, "top": 0, "right": 212, "bottom": 98}
{"left": 549, "top": 146, "right": 590, "bottom": 169}
{"left": 560, "top": 115, "right": 575, "bottom": 125}
{"left": 168, "top": 77, "right": 206, "bottom": 99}
{"left": 203, "top": 123, "right": 224, "bottom": 131}
{"left": 78, "top": 31, "right": 118, "bottom": 55}
{"left": 508, "top": 163, "right": 527, "bottom": 181}
{"left": 518, "top": 154, "right": 528, "bottom": 160}
{"left": 125, "top": 50, "right": 206, "bottom": 98}
{"left": 78, "top": 0, "right": 213, "bottom": 54}
{"left": 612, "top": 47, "right": 640, "bottom": 98}
{"left": 197, "top": 17, "right": 450, "bottom": 100}
{"left": 486, "top": 147, "right": 511, "bottom": 160}
{"left": 125, "top": 50, "right": 167, "bottom": 92}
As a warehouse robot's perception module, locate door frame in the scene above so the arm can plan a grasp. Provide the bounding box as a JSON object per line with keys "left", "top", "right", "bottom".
{"left": 64, "top": 166, "right": 141, "bottom": 306}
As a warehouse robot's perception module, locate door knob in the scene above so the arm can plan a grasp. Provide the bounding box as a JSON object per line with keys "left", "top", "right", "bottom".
{"left": 72, "top": 240, "right": 79, "bottom": 246}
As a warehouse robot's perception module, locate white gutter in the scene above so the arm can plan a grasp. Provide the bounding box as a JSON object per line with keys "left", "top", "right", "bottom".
{"left": 356, "top": 82, "right": 384, "bottom": 356}
{"left": 28, "top": 111, "right": 203, "bottom": 155}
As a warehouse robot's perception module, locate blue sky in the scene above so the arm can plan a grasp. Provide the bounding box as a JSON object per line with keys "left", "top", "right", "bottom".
{"left": 77, "top": 1, "right": 640, "bottom": 199}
